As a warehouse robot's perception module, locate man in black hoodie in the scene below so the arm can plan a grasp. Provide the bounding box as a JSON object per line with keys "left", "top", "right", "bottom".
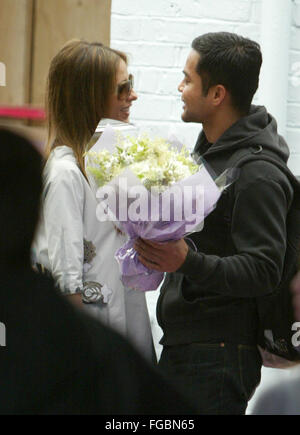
{"left": 134, "top": 32, "right": 293, "bottom": 415}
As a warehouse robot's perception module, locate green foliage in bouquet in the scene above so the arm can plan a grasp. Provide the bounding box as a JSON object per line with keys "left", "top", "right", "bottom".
{"left": 86, "top": 134, "right": 198, "bottom": 192}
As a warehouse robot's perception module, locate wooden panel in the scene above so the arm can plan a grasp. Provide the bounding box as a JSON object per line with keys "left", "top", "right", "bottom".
{"left": 0, "top": 0, "right": 33, "bottom": 105}
{"left": 31, "top": 0, "right": 112, "bottom": 106}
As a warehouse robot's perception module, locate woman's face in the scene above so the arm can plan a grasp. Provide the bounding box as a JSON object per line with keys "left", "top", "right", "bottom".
{"left": 107, "top": 59, "right": 138, "bottom": 123}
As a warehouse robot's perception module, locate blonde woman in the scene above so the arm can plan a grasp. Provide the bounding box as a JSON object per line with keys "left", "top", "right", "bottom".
{"left": 33, "top": 40, "right": 154, "bottom": 361}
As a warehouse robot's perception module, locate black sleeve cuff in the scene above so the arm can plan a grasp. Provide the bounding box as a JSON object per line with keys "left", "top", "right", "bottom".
{"left": 176, "top": 245, "right": 204, "bottom": 275}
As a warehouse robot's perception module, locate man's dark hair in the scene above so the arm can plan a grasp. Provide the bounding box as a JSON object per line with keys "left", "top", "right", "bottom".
{"left": 0, "top": 129, "right": 43, "bottom": 269}
{"left": 192, "top": 32, "right": 262, "bottom": 115}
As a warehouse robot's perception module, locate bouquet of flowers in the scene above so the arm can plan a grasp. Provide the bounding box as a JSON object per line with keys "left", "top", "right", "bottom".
{"left": 85, "top": 123, "right": 234, "bottom": 291}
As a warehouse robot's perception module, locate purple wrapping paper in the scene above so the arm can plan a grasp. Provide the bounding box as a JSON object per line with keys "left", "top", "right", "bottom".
{"left": 109, "top": 165, "right": 221, "bottom": 291}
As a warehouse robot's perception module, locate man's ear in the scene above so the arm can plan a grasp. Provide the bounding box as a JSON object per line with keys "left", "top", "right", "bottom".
{"left": 211, "top": 84, "right": 226, "bottom": 106}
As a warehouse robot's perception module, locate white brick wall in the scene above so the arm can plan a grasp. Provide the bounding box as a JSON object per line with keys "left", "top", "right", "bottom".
{"left": 111, "top": 0, "right": 300, "bottom": 174}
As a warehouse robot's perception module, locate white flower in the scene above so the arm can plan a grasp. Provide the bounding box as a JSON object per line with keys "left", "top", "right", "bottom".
{"left": 124, "top": 155, "right": 134, "bottom": 165}
{"left": 122, "top": 141, "right": 132, "bottom": 149}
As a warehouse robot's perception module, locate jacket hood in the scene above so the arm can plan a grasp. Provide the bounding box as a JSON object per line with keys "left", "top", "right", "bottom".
{"left": 194, "top": 105, "right": 290, "bottom": 163}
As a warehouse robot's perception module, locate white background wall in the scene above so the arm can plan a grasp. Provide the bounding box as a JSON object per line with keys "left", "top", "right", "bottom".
{"left": 111, "top": 0, "right": 300, "bottom": 415}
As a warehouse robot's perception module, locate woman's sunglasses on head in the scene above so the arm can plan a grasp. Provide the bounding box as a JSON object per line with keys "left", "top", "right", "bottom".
{"left": 117, "top": 74, "right": 134, "bottom": 99}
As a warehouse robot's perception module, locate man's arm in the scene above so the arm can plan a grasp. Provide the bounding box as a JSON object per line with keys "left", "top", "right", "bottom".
{"left": 135, "top": 178, "right": 290, "bottom": 298}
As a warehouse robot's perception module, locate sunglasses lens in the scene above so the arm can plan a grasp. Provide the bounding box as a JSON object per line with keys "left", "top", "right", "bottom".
{"left": 118, "top": 75, "right": 134, "bottom": 98}
{"left": 118, "top": 83, "right": 129, "bottom": 97}
{"left": 129, "top": 74, "right": 134, "bottom": 88}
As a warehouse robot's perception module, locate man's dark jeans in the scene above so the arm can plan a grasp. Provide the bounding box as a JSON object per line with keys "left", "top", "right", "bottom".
{"left": 158, "top": 342, "right": 262, "bottom": 415}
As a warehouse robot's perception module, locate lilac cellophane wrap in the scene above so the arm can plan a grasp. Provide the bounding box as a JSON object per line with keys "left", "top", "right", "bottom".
{"left": 95, "top": 165, "right": 221, "bottom": 291}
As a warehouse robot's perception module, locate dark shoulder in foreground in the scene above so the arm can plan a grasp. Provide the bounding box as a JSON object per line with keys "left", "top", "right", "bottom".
{"left": 0, "top": 270, "right": 195, "bottom": 415}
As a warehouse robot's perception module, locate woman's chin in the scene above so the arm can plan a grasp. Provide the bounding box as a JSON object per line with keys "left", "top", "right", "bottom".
{"left": 107, "top": 112, "right": 130, "bottom": 123}
{"left": 119, "top": 114, "right": 130, "bottom": 123}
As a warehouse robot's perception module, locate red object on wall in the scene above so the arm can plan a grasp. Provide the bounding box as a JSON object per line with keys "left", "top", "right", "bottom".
{"left": 0, "top": 106, "right": 46, "bottom": 120}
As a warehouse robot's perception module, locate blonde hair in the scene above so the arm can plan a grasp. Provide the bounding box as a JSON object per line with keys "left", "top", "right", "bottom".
{"left": 45, "top": 39, "right": 127, "bottom": 177}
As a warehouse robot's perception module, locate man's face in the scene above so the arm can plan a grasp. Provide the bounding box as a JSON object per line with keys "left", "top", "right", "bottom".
{"left": 178, "top": 49, "right": 213, "bottom": 123}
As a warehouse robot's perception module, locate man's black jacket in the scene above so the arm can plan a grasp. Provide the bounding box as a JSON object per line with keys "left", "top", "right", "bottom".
{"left": 157, "top": 105, "right": 293, "bottom": 346}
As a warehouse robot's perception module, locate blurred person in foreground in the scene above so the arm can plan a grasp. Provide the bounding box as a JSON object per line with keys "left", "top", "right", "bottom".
{"left": 0, "top": 128, "right": 194, "bottom": 415}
